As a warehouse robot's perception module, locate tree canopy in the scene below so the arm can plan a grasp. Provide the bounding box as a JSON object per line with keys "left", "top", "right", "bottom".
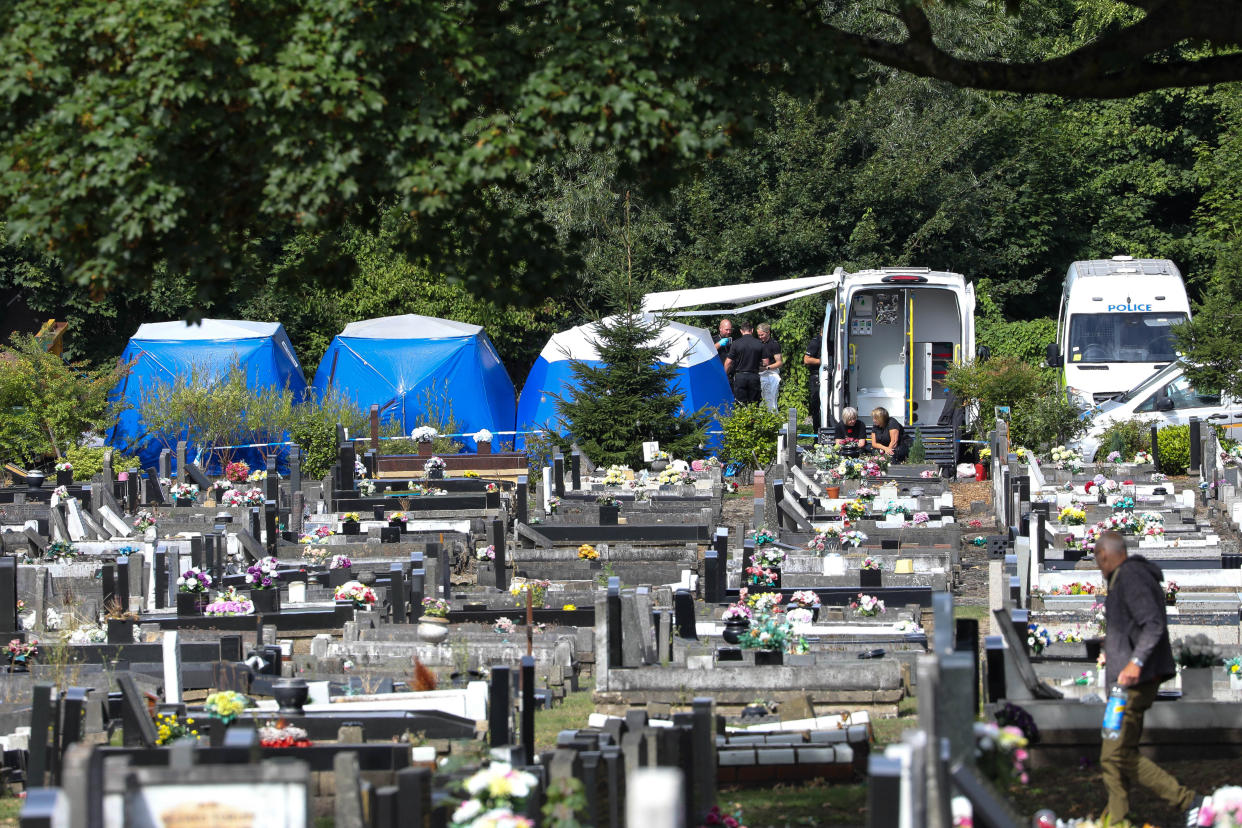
{"left": 4, "top": 0, "right": 1241, "bottom": 308}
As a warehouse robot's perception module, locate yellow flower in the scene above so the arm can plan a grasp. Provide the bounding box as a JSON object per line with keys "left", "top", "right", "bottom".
{"left": 562, "top": 604, "right": 577, "bottom": 611}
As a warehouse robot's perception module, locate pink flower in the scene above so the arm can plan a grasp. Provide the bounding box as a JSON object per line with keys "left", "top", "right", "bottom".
{"left": 1198, "top": 803, "right": 1215, "bottom": 825}
{"left": 1015, "top": 749, "right": 1028, "bottom": 761}
{"left": 1019, "top": 773, "right": 1029, "bottom": 784}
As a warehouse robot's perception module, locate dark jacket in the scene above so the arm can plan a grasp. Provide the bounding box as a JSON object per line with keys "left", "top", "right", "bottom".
{"left": 726, "top": 334, "right": 765, "bottom": 374}
{"left": 1104, "top": 555, "right": 1176, "bottom": 686}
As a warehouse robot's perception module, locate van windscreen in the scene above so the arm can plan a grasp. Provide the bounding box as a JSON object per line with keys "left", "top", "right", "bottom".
{"left": 1068, "top": 312, "right": 1186, "bottom": 364}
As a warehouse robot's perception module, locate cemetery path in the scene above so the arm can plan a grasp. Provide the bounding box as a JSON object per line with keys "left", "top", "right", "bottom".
{"left": 721, "top": 487, "right": 754, "bottom": 530}
{"left": 949, "top": 478, "right": 996, "bottom": 606}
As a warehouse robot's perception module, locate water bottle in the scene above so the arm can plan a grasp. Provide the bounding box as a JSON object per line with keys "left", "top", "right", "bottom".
{"left": 1101, "top": 684, "right": 1127, "bottom": 740}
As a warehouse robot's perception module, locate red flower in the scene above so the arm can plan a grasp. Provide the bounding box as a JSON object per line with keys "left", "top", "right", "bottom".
{"left": 1084, "top": 481, "right": 1094, "bottom": 493}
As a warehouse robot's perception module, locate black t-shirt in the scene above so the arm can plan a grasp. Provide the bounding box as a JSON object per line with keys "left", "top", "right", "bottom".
{"left": 805, "top": 334, "right": 828, "bottom": 383}
{"left": 761, "top": 338, "right": 781, "bottom": 368}
{"left": 873, "top": 417, "right": 905, "bottom": 449}
{"left": 726, "top": 334, "right": 765, "bottom": 374}
{"left": 834, "top": 420, "right": 867, "bottom": 441}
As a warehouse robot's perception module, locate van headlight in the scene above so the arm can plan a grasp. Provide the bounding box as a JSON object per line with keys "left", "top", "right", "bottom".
{"left": 1066, "top": 386, "right": 1093, "bottom": 411}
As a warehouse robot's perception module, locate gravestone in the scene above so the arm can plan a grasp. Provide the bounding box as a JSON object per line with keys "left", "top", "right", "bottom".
{"left": 619, "top": 592, "right": 645, "bottom": 667}
{"left": 673, "top": 590, "right": 697, "bottom": 640}
{"left": 289, "top": 445, "right": 302, "bottom": 491}
{"left": 163, "top": 631, "right": 182, "bottom": 703}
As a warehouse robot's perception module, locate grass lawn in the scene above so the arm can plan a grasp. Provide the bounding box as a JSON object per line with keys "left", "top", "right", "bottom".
{"left": 534, "top": 678, "right": 596, "bottom": 753}
{"left": 0, "top": 796, "right": 20, "bottom": 826}
{"left": 953, "top": 604, "right": 991, "bottom": 622}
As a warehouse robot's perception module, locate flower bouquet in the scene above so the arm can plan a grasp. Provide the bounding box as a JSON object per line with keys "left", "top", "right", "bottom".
{"left": 55, "top": 459, "right": 72, "bottom": 472}
{"left": 655, "top": 466, "right": 692, "bottom": 485}
{"left": 358, "top": 479, "right": 377, "bottom": 496}
{"left": 205, "top": 587, "right": 254, "bottom": 616}
{"left": 752, "top": 545, "right": 786, "bottom": 569}
{"left": 222, "top": 487, "right": 266, "bottom": 507}
{"left": 52, "top": 485, "right": 69, "bottom": 500}
{"left": 1133, "top": 450, "right": 1154, "bottom": 465}
{"left": 299, "top": 525, "right": 334, "bottom": 544}
{"left": 919, "top": 469, "right": 938, "bottom": 479}
{"left": 133, "top": 510, "right": 157, "bottom": 532}
{"left": 1165, "top": 581, "right": 1180, "bottom": 605}
{"left": 851, "top": 593, "right": 886, "bottom": 617}
{"left": 476, "top": 545, "right": 496, "bottom": 561}
{"left": 595, "top": 495, "right": 622, "bottom": 508}
{"left": 494, "top": 617, "right": 516, "bottom": 635}
{"left": 910, "top": 511, "right": 930, "bottom": 526}
{"left": 7, "top": 638, "right": 38, "bottom": 668}
{"left": 509, "top": 578, "right": 550, "bottom": 608}
{"left": 224, "top": 461, "right": 250, "bottom": 483}
{"left": 547, "top": 495, "right": 561, "bottom": 514}
{"left": 421, "top": 597, "right": 450, "bottom": 617}
{"left": 245, "top": 557, "right": 280, "bottom": 589}
{"left": 410, "top": 425, "right": 438, "bottom": 443}
{"left": 258, "top": 723, "right": 311, "bottom": 748}
{"left": 1224, "top": 656, "right": 1242, "bottom": 679}
{"left": 486, "top": 482, "right": 498, "bottom": 492}
{"left": 602, "top": 465, "right": 630, "bottom": 486}
{"left": 450, "top": 763, "right": 539, "bottom": 828}
{"left": 204, "top": 690, "right": 250, "bottom": 723}
{"left": 341, "top": 511, "right": 361, "bottom": 523}
{"left": 177, "top": 568, "right": 212, "bottom": 593}
{"left": 154, "top": 713, "right": 199, "bottom": 745}
{"left": 751, "top": 526, "right": 777, "bottom": 546}
{"left": 328, "top": 554, "right": 352, "bottom": 570}
{"left": 841, "top": 500, "right": 867, "bottom": 520}
{"left": 855, "top": 486, "right": 878, "bottom": 501}
{"left": 839, "top": 529, "right": 868, "bottom": 548}
{"left": 1048, "top": 581, "right": 1096, "bottom": 595}
{"left": 472, "top": 428, "right": 494, "bottom": 444}
{"left": 335, "top": 580, "right": 378, "bottom": 608}
{"left": 1111, "top": 496, "right": 1135, "bottom": 511}
{"left": 1058, "top": 505, "right": 1086, "bottom": 525}
{"left": 806, "top": 526, "right": 841, "bottom": 552}
{"left": 1026, "top": 622, "right": 1051, "bottom": 655}
{"left": 721, "top": 603, "right": 753, "bottom": 622}
{"left": 424, "top": 455, "right": 447, "bottom": 472}
{"left": 577, "top": 544, "right": 599, "bottom": 561}
{"left": 169, "top": 482, "right": 199, "bottom": 503}
{"left": 789, "top": 590, "right": 820, "bottom": 610}
{"left": 861, "top": 556, "right": 882, "bottom": 571}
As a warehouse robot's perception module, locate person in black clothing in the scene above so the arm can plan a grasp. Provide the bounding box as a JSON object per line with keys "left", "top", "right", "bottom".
{"left": 833, "top": 407, "right": 867, "bottom": 447}
{"left": 723, "top": 320, "right": 764, "bottom": 404}
{"left": 715, "top": 318, "right": 734, "bottom": 365}
{"left": 870, "top": 406, "right": 908, "bottom": 463}
{"left": 803, "top": 332, "right": 826, "bottom": 431}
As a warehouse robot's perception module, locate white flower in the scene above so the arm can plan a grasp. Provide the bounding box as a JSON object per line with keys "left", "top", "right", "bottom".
{"left": 410, "top": 426, "right": 439, "bottom": 442}
{"left": 472, "top": 429, "right": 494, "bottom": 443}
{"left": 453, "top": 799, "right": 483, "bottom": 823}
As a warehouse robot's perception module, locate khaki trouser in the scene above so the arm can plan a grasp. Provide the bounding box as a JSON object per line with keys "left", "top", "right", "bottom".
{"left": 1099, "top": 680, "right": 1195, "bottom": 820}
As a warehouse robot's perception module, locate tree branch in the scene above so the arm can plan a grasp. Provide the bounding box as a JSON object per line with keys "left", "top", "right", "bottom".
{"left": 811, "top": 0, "right": 1242, "bottom": 98}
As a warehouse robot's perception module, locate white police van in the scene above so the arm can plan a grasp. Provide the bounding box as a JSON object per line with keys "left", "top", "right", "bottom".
{"left": 1069, "top": 361, "right": 1242, "bottom": 461}
{"left": 1045, "top": 256, "right": 1190, "bottom": 409}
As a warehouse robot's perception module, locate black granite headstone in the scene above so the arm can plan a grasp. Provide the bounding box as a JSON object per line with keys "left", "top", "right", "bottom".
{"left": 409, "top": 569, "right": 425, "bottom": 619}
{"left": 27, "top": 683, "right": 54, "bottom": 786}
{"left": 489, "top": 665, "right": 511, "bottom": 747}
{"left": 673, "top": 589, "right": 697, "bottom": 640}
{"left": 570, "top": 452, "right": 581, "bottom": 490}
{"left": 389, "top": 564, "right": 406, "bottom": 624}
{"left": 491, "top": 519, "right": 508, "bottom": 592}
{"left": 606, "top": 578, "right": 623, "bottom": 667}
{"left": 0, "top": 557, "right": 16, "bottom": 631}
{"left": 521, "top": 656, "right": 536, "bottom": 765}
{"left": 516, "top": 475, "right": 528, "bottom": 525}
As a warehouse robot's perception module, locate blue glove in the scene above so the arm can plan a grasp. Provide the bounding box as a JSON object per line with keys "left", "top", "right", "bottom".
{"left": 718, "top": 337, "right": 731, "bottom": 346}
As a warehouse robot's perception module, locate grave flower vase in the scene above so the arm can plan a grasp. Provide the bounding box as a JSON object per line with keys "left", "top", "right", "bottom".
{"left": 176, "top": 592, "right": 206, "bottom": 617}
{"left": 389, "top": 520, "right": 405, "bottom": 532}
{"left": 250, "top": 589, "right": 280, "bottom": 615}
{"left": 477, "top": 441, "right": 492, "bottom": 455}
{"left": 825, "top": 485, "right": 841, "bottom": 499}
{"left": 329, "top": 568, "right": 353, "bottom": 588}
{"left": 418, "top": 443, "right": 433, "bottom": 457}
{"left": 107, "top": 619, "right": 136, "bottom": 644}
{"left": 650, "top": 460, "right": 668, "bottom": 473}
{"left": 8, "top": 657, "right": 29, "bottom": 673}
{"left": 272, "top": 678, "right": 309, "bottom": 715}
{"left": 428, "top": 468, "right": 444, "bottom": 480}
{"left": 417, "top": 616, "right": 450, "bottom": 644}
{"left": 722, "top": 618, "right": 749, "bottom": 645}
{"left": 860, "top": 568, "right": 882, "bottom": 589}
{"left": 599, "top": 505, "right": 619, "bottom": 525}
{"left": 342, "top": 520, "right": 360, "bottom": 536}
{"left": 56, "top": 470, "right": 72, "bottom": 487}
{"left": 754, "top": 649, "right": 784, "bottom": 666}
{"left": 1181, "top": 667, "right": 1213, "bottom": 700}
{"left": 25, "top": 471, "right": 45, "bottom": 489}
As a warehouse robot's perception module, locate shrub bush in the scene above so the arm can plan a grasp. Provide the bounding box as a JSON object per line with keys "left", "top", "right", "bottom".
{"left": 1094, "top": 417, "right": 1158, "bottom": 462}
{"left": 1156, "top": 425, "right": 1191, "bottom": 475}
{"left": 62, "top": 445, "right": 139, "bottom": 481}
{"left": 722, "top": 403, "right": 784, "bottom": 470}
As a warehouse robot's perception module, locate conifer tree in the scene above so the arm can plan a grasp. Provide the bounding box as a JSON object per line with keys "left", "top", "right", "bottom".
{"left": 555, "top": 313, "right": 711, "bottom": 468}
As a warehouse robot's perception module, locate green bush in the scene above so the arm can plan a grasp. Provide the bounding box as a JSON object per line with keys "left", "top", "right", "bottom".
{"left": 289, "top": 388, "right": 368, "bottom": 480}
{"left": 1094, "top": 417, "right": 1157, "bottom": 462}
{"left": 722, "top": 403, "right": 784, "bottom": 469}
{"left": 62, "top": 445, "right": 139, "bottom": 481}
{"left": 1008, "top": 392, "right": 1089, "bottom": 451}
{"left": 1156, "top": 425, "right": 1191, "bottom": 475}
{"left": 945, "top": 356, "right": 1085, "bottom": 450}
{"left": 976, "top": 317, "right": 1058, "bottom": 369}
{"left": 908, "top": 428, "right": 926, "bottom": 463}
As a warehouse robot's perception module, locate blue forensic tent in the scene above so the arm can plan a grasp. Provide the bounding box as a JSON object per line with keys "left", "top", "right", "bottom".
{"left": 515, "top": 316, "right": 733, "bottom": 449}
{"left": 108, "top": 320, "right": 308, "bottom": 471}
{"left": 312, "top": 315, "right": 516, "bottom": 449}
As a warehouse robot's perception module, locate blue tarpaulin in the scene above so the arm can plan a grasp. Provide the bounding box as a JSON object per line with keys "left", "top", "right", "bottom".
{"left": 107, "top": 320, "right": 308, "bottom": 473}
{"left": 311, "top": 315, "right": 516, "bottom": 449}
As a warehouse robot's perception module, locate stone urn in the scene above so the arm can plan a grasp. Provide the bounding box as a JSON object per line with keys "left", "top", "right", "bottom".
{"left": 272, "top": 678, "right": 309, "bottom": 715}
{"left": 427, "top": 467, "right": 444, "bottom": 480}
{"left": 25, "top": 471, "right": 45, "bottom": 490}
{"left": 722, "top": 617, "right": 749, "bottom": 645}
{"left": 650, "top": 459, "right": 668, "bottom": 473}
{"left": 418, "top": 615, "right": 450, "bottom": 644}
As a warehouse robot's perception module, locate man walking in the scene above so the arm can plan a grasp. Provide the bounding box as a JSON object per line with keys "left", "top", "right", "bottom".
{"left": 723, "top": 320, "right": 764, "bottom": 404}
{"left": 1094, "top": 530, "right": 1202, "bottom": 824}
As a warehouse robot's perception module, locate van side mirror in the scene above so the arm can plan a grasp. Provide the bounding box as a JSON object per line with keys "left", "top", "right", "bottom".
{"left": 976, "top": 345, "right": 991, "bottom": 362}
{"left": 1045, "top": 342, "right": 1062, "bottom": 368}
{"left": 1155, "top": 396, "right": 1174, "bottom": 412}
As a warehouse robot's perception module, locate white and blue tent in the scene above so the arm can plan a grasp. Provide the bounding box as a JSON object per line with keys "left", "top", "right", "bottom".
{"left": 516, "top": 316, "right": 733, "bottom": 448}
{"left": 312, "top": 315, "right": 516, "bottom": 449}
{"left": 108, "top": 319, "right": 308, "bottom": 471}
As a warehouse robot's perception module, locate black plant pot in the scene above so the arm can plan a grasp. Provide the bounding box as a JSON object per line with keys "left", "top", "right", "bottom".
{"left": 389, "top": 520, "right": 406, "bottom": 532}
{"left": 754, "top": 650, "right": 784, "bottom": 666}
{"left": 176, "top": 592, "right": 206, "bottom": 617}
{"left": 250, "top": 589, "right": 280, "bottom": 614}
{"left": 25, "top": 471, "right": 45, "bottom": 490}
{"left": 343, "top": 520, "right": 360, "bottom": 536}
{"left": 428, "top": 468, "right": 444, "bottom": 480}
{"left": 722, "top": 617, "right": 749, "bottom": 645}
{"left": 56, "top": 470, "right": 72, "bottom": 487}
{"left": 107, "top": 618, "right": 136, "bottom": 644}
{"left": 486, "top": 491, "right": 500, "bottom": 509}
{"left": 272, "top": 678, "right": 309, "bottom": 715}
{"left": 860, "top": 568, "right": 883, "bottom": 589}
{"left": 372, "top": 505, "right": 386, "bottom": 520}
{"left": 329, "top": 568, "right": 353, "bottom": 588}
{"left": 599, "top": 505, "right": 619, "bottom": 525}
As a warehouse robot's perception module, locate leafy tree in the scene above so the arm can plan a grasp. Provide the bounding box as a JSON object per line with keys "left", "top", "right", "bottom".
{"left": 555, "top": 313, "right": 710, "bottom": 467}
{"left": 5, "top": 0, "right": 1240, "bottom": 312}
{"left": 0, "top": 333, "right": 127, "bottom": 465}
{"left": 721, "top": 403, "right": 785, "bottom": 470}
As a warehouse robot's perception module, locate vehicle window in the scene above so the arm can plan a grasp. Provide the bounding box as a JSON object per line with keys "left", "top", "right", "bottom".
{"left": 1166, "top": 375, "right": 1220, "bottom": 410}
{"left": 1068, "top": 312, "right": 1186, "bottom": 364}
{"left": 1133, "top": 387, "right": 1161, "bottom": 413}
